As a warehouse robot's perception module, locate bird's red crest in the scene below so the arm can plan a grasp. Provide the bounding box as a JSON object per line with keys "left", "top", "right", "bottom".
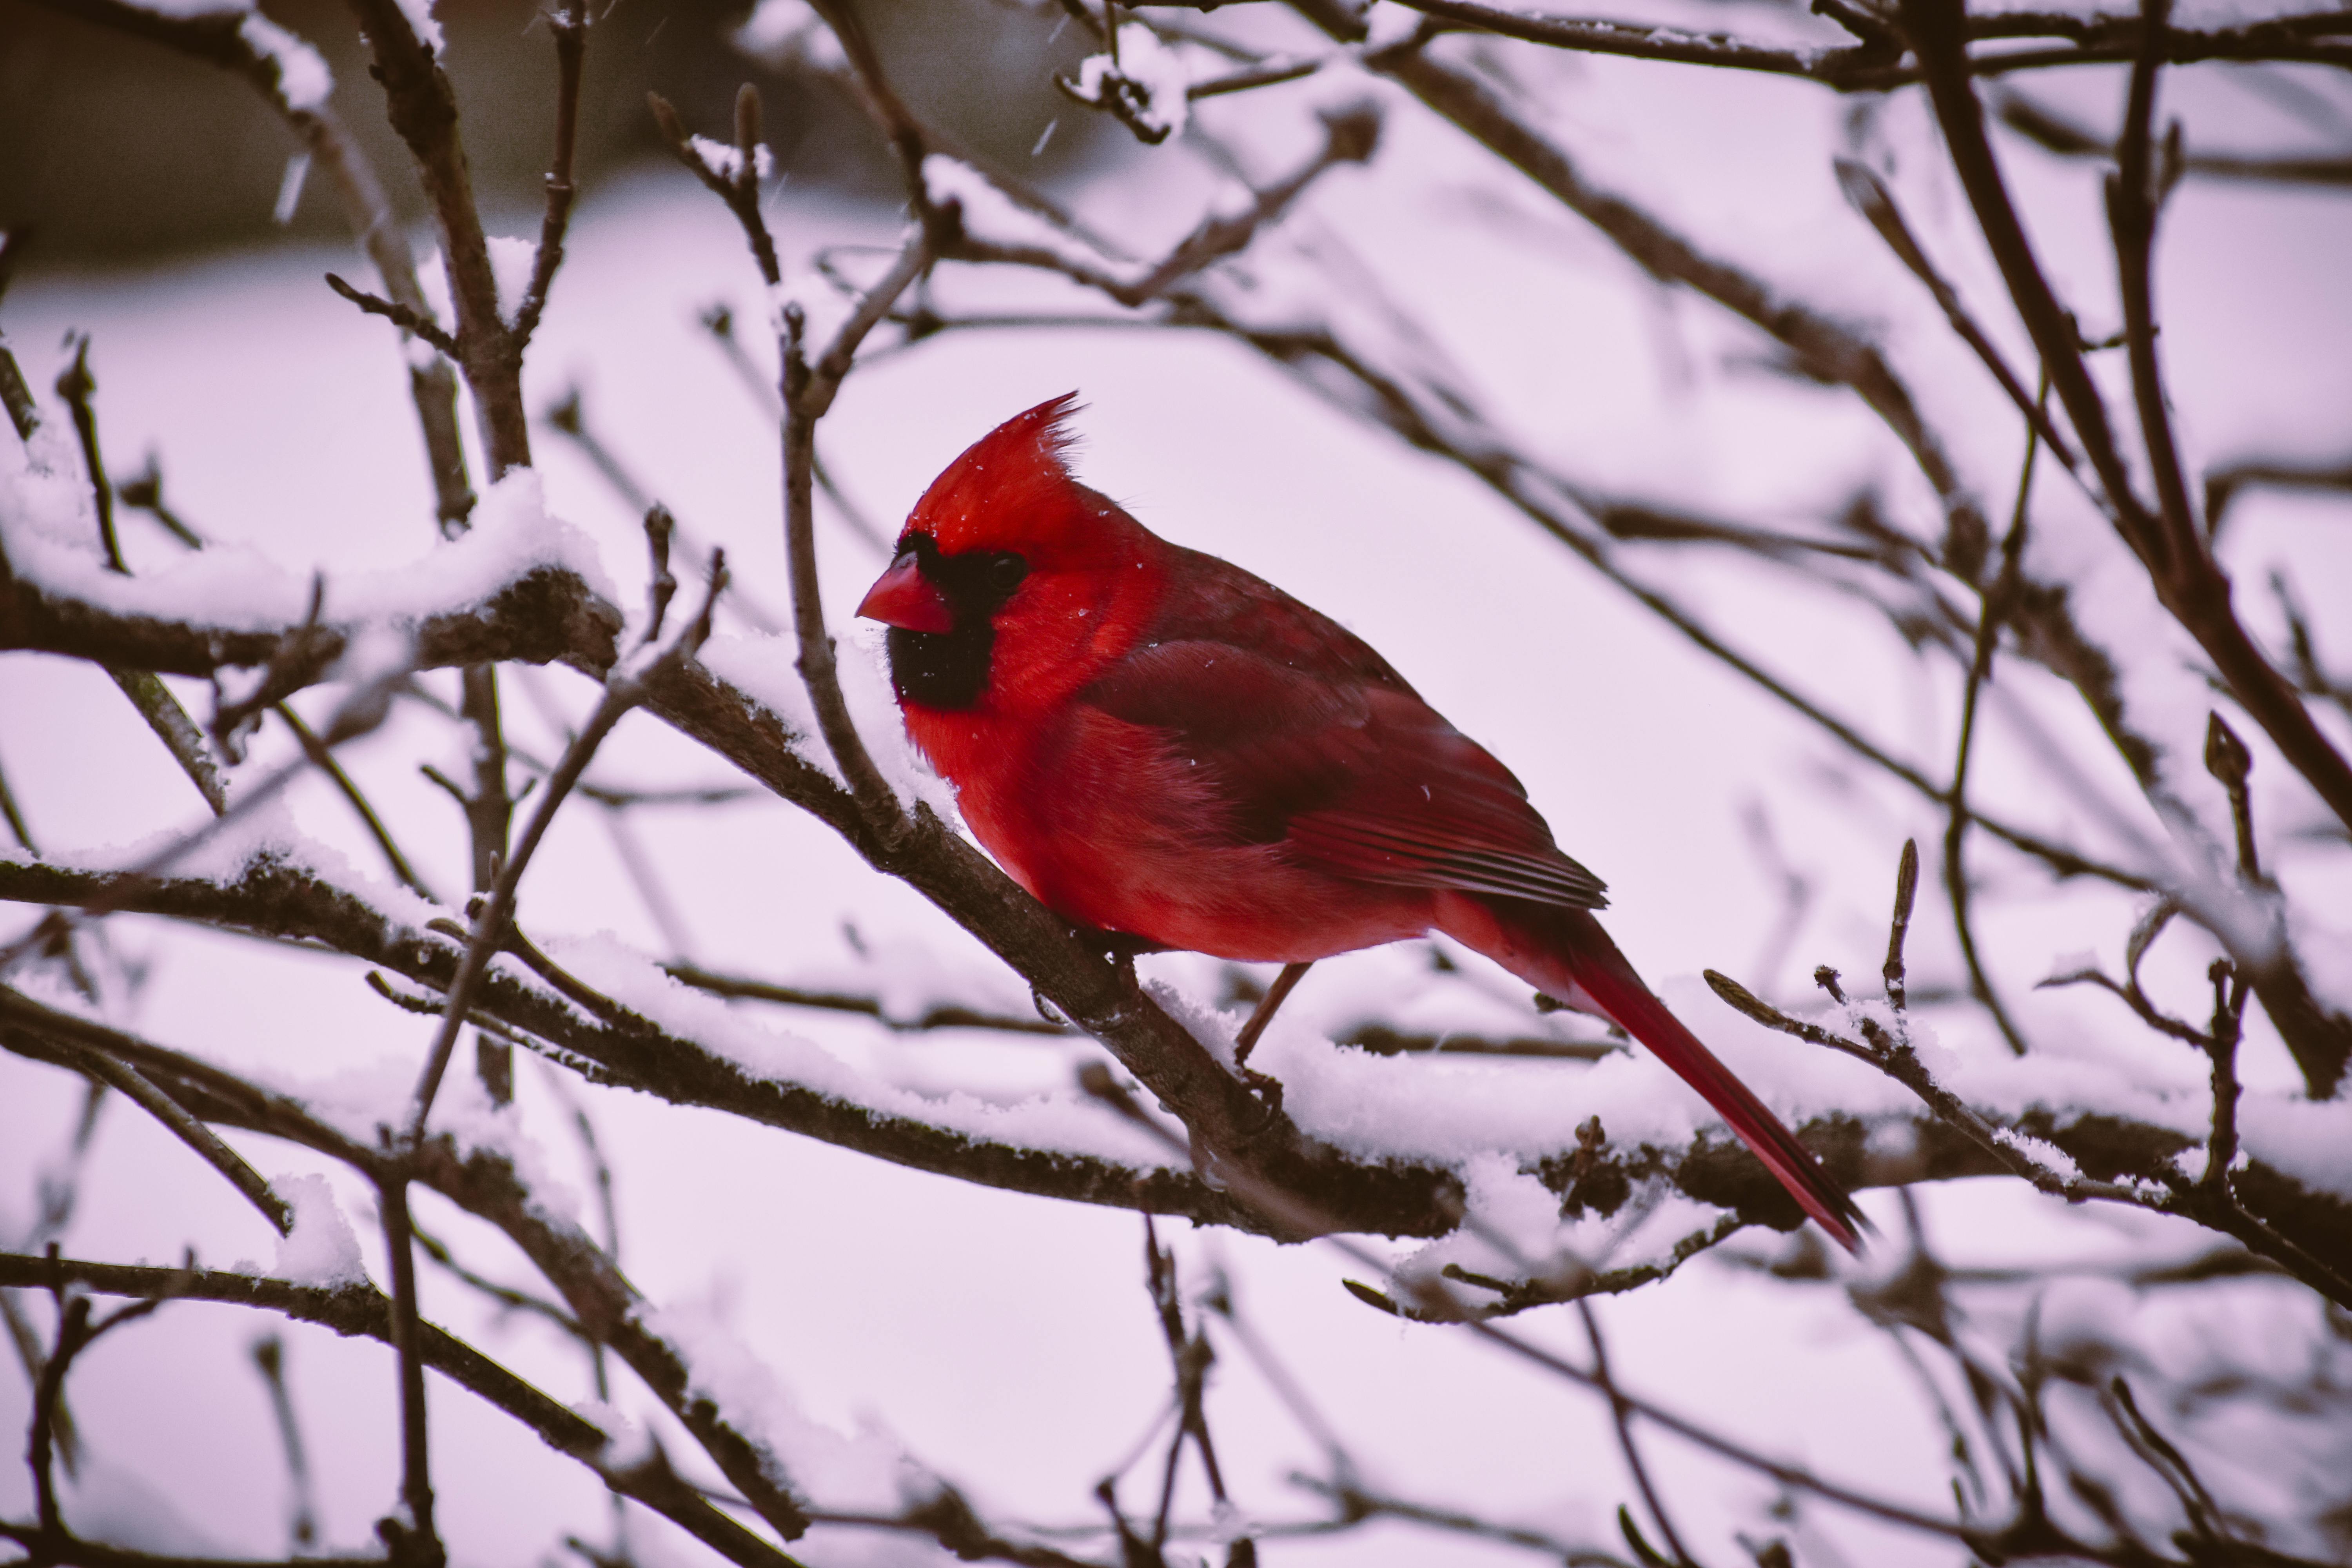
{"left": 902, "top": 392, "right": 1091, "bottom": 556}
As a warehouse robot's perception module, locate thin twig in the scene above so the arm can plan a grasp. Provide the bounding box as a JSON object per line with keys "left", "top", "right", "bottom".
{"left": 404, "top": 558, "right": 726, "bottom": 1140}
{"left": 0, "top": 988, "right": 294, "bottom": 1235}
{"left": 663, "top": 961, "right": 1069, "bottom": 1034}
{"left": 510, "top": 0, "right": 588, "bottom": 345}
{"left": 277, "top": 702, "right": 437, "bottom": 900}
{"left": 113, "top": 458, "right": 203, "bottom": 548}
{"left": 542, "top": 387, "right": 785, "bottom": 631}
{"left": 1189, "top": 56, "right": 1325, "bottom": 98}
{"left": 109, "top": 669, "right": 231, "bottom": 817}
{"left": 1579, "top": 1299, "right": 1697, "bottom": 1566}
{"left": 457, "top": 662, "right": 515, "bottom": 1105}
{"left": 250, "top": 1335, "right": 320, "bottom": 1550}
{"left": 324, "top": 273, "right": 459, "bottom": 357}
{"left": 28, "top": 1283, "right": 175, "bottom": 1550}
{"left": 2203, "top": 713, "right": 2259, "bottom": 882}
{"left": 1206, "top": 1278, "right": 1356, "bottom": 1481}
{"left": 1945, "top": 387, "right": 2043, "bottom": 1056}
{"left": 375, "top": 1175, "right": 439, "bottom": 1566}
{"left": 650, "top": 89, "right": 918, "bottom": 829}
{"left": 411, "top": 1221, "right": 587, "bottom": 1339}
{"left": 1832, "top": 158, "right": 2078, "bottom": 480}
{"left": 1883, "top": 838, "right": 1920, "bottom": 1024}
{"left": 2108, "top": 0, "right": 2199, "bottom": 556}
{"left": 44, "top": 341, "right": 236, "bottom": 815}
{"left": 54, "top": 337, "right": 123, "bottom": 573}
{"left": 0, "top": 750, "right": 35, "bottom": 855}
{"left": 1996, "top": 91, "right": 2352, "bottom": 188}
{"left": 2201, "top": 959, "right": 2247, "bottom": 1195}
{"left": 782, "top": 232, "right": 935, "bottom": 829}
{"left": 29, "top": 1294, "right": 89, "bottom": 1539}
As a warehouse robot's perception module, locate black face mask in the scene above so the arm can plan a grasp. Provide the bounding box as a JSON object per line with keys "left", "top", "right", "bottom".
{"left": 883, "top": 533, "right": 1031, "bottom": 710}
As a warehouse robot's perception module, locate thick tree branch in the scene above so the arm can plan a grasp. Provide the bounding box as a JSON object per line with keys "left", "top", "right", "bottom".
{"left": 9, "top": 852, "right": 2350, "bottom": 1283}
{"left": 0, "top": 563, "right": 622, "bottom": 681}
{"left": 1347, "top": 0, "right": 2352, "bottom": 87}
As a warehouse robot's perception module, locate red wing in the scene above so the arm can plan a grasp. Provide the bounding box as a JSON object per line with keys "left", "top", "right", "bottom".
{"left": 1145, "top": 544, "right": 1424, "bottom": 695}
{"left": 1079, "top": 635, "right": 1608, "bottom": 911}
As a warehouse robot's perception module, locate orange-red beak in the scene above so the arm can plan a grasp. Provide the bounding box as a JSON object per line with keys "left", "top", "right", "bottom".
{"left": 856, "top": 548, "right": 954, "bottom": 633}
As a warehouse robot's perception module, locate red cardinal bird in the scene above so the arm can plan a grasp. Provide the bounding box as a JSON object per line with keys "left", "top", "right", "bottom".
{"left": 857, "top": 395, "right": 1863, "bottom": 1252}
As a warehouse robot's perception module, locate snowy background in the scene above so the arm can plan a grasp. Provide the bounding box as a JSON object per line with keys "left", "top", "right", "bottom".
{"left": 3, "top": 0, "right": 2350, "bottom": 1563}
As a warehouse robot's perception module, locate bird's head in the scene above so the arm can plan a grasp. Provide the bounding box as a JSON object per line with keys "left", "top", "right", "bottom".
{"left": 857, "top": 393, "right": 1156, "bottom": 710}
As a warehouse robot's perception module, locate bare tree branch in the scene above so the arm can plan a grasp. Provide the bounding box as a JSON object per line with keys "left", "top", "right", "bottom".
{"left": 0, "top": 985, "right": 293, "bottom": 1234}
{"left": 1897, "top": 0, "right": 2352, "bottom": 854}
{"left": 1996, "top": 91, "right": 2352, "bottom": 187}
{"left": 0, "top": 1252, "right": 807, "bottom": 1568}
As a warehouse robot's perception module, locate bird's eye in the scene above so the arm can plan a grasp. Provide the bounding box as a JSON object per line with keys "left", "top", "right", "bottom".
{"left": 989, "top": 552, "right": 1029, "bottom": 593}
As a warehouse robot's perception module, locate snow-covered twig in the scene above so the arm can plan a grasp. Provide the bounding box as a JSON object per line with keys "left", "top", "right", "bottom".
{"left": 1706, "top": 858, "right": 2352, "bottom": 1307}
{"left": 1077, "top": 1062, "right": 1987, "bottom": 1549}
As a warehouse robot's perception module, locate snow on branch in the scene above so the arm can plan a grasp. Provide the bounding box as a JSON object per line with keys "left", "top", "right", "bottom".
{"left": 0, "top": 466, "right": 622, "bottom": 684}
{"left": 1058, "top": 22, "right": 1194, "bottom": 144}
{"left": 8, "top": 840, "right": 2347, "bottom": 1297}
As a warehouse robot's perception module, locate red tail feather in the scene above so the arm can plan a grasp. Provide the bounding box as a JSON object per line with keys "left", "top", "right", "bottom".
{"left": 1436, "top": 895, "right": 1864, "bottom": 1253}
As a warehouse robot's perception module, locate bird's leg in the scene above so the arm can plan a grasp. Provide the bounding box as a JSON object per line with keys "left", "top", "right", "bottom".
{"left": 1234, "top": 961, "right": 1313, "bottom": 1068}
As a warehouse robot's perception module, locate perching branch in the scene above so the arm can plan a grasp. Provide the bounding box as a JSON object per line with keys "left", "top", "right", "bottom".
{"left": 17, "top": 497, "right": 2347, "bottom": 1256}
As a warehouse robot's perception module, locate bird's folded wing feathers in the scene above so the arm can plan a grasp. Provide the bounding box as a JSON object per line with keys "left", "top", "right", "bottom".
{"left": 1080, "top": 637, "right": 1608, "bottom": 911}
